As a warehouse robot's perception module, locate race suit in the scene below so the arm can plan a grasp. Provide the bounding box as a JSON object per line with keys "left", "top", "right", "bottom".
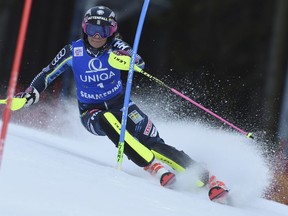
{"left": 28, "top": 38, "right": 199, "bottom": 176}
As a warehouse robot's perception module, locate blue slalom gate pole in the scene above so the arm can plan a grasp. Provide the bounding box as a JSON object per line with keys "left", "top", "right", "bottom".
{"left": 117, "top": 0, "right": 150, "bottom": 169}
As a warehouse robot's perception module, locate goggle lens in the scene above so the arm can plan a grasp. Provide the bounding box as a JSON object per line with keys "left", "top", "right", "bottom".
{"left": 84, "top": 23, "right": 111, "bottom": 38}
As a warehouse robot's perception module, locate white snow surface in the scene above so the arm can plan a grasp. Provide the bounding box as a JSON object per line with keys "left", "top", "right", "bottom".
{"left": 0, "top": 103, "right": 287, "bottom": 216}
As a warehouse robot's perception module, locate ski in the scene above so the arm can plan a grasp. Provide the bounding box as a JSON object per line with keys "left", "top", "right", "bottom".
{"left": 209, "top": 186, "right": 230, "bottom": 204}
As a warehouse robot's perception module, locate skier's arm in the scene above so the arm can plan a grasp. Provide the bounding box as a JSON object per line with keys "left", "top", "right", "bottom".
{"left": 15, "top": 44, "right": 73, "bottom": 107}
{"left": 111, "top": 39, "right": 145, "bottom": 69}
{"left": 31, "top": 44, "right": 73, "bottom": 93}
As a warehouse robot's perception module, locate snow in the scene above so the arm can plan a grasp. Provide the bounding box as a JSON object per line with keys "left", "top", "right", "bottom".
{"left": 0, "top": 103, "right": 287, "bottom": 216}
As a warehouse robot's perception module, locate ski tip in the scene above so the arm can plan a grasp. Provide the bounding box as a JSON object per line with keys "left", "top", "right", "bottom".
{"left": 209, "top": 186, "right": 229, "bottom": 204}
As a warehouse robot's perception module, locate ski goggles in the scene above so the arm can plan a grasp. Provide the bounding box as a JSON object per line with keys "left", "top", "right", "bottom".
{"left": 83, "top": 23, "right": 111, "bottom": 38}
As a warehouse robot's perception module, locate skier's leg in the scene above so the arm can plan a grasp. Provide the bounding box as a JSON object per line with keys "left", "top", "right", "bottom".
{"left": 81, "top": 108, "right": 154, "bottom": 167}
{"left": 111, "top": 103, "right": 210, "bottom": 187}
{"left": 99, "top": 110, "right": 176, "bottom": 186}
{"left": 80, "top": 105, "right": 213, "bottom": 189}
{"left": 100, "top": 111, "right": 154, "bottom": 166}
{"left": 151, "top": 142, "right": 210, "bottom": 186}
{"left": 152, "top": 141, "right": 229, "bottom": 202}
{"left": 151, "top": 142, "right": 195, "bottom": 171}
{"left": 80, "top": 109, "right": 107, "bottom": 136}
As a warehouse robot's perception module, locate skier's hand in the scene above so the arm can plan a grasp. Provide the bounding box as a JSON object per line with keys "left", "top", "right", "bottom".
{"left": 113, "top": 50, "right": 145, "bottom": 69}
{"left": 15, "top": 86, "right": 40, "bottom": 107}
{"left": 113, "top": 49, "right": 131, "bottom": 57}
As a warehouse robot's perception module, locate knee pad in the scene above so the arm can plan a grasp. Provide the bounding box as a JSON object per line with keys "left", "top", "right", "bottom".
{"left": 99, "top": 111, "right": 154, "bottom": 167}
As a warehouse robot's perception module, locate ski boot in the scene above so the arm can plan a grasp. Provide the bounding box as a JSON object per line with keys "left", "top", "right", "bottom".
{"left": 208, "top": 175, "right": 229, "bottom": 204}
{"left": 144, "top": 161, "right": 176, "bottom": 186}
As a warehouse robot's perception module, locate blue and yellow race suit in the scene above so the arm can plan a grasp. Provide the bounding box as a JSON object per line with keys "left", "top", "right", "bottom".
{"left": 29, "top": 37, "right": 198, "bottom": 176}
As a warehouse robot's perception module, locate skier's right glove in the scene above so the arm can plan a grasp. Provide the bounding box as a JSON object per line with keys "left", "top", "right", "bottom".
{"left": 15, "top": 86, "right": 40, "bottom": 107}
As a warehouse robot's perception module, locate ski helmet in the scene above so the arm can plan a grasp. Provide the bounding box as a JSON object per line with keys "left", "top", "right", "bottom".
{"left": 82, "top": 6, "right": 117, "bottom": 38}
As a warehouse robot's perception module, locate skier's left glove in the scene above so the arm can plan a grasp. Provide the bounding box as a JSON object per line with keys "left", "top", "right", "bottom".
{"left": 113, "top": 50, "right": 145, "bottom": 69}
{"left": 15, "top": 86, "right": 40, "bottom": 107}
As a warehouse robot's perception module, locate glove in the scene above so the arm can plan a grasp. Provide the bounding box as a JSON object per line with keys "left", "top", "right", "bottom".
{"left": 113, "top": 50, "right": 145, "bottom": 69}
{"left": 15, "top": 86, "right": 40, "bottom": 107}
{"left": 113, "top": 49, "right": 131, "bottom": 56}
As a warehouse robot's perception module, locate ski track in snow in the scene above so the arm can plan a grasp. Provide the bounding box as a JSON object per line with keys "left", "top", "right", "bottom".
{"left": 0, "top": 103, "right": 287, "bottom": 216}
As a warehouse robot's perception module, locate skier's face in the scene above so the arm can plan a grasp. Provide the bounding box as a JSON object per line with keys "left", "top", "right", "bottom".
{"left": 87, "top": 35, "right": 107, "bottom": 48}
{"left": 83, "top": 23, "right": 110, "bottom": 48}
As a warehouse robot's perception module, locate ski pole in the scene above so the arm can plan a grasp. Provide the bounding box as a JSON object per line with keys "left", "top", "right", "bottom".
{"left": 108, "top": 52, "right": 254, "bottom": 139}
{"left": 117, "top": 0, "right": 150, "bottom": 170}
{"left": 0, "top": 98, "right": 27, "bottom": 111}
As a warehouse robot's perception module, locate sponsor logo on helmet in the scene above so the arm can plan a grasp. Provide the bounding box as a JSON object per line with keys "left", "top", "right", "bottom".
{"left": 97, "top": 10, "right": 105, "bottom": 15}
{"left": 87, "top": 16, "right": 108, "bottom": 22}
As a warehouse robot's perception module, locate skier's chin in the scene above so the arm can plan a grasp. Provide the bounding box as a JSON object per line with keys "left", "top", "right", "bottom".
{"left": 88, "top": 37, "right": 107, "bottom": 48}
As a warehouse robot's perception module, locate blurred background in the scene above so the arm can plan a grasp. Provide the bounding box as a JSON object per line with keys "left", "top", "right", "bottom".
{"left": 0, "top": 0, "right": 288, "bottom": 204}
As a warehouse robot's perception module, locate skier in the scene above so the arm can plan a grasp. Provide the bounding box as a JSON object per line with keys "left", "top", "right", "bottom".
{"left": 15, "top": 6, "right": 228, "bottom": 202}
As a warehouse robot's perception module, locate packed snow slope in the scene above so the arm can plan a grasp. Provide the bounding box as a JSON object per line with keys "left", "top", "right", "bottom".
{"left": 0, "top": 102, "right": 287, "bottom": 216}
